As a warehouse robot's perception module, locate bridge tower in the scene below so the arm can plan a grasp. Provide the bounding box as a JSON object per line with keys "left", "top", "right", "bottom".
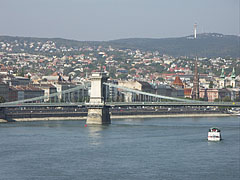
{"left": 86, "top": 72, "right": 111, "bottom": 125}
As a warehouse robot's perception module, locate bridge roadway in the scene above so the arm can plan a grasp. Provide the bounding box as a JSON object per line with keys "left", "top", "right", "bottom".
{"left": 106, "top": 101, "right": 240, "bottom": 107}
{"left": 3, "top": 107, "right": 224, "bottom": 117}
{"left": 0, "top": 101, "right": 239, "bottom": 108}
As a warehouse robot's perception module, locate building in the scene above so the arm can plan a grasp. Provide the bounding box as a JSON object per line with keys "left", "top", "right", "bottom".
{"left": 118, "top": 80, "right": 155, "bottom": 93}
{"left": 199, "top": 89, "right": 219, "bottom": 102}
{"left": 171, "top": 87, "right": 184, "bottom": 98}
{"left": 15, "top": 76, "right": 31, "bottom": 86}
{"left": 218, "top": 89, "right": 231, "bottom": 101}
{"left": 228, "top": 88, "right": 240, "bottom": 101}
{"left": 106, "top": 80, "right": 119, "bottom": 102}
{"left": 172, "top": 76, "right": 184, "bottom": 88}
{"left": 118, "top": 80, "right": 155, "bottom": 102}
{"left": 54, "top": 82, "right": 88, "bottom": 102}
{"left": 155, "top": 83, "right": 184, "bottom": 98}
{"left": 33, "top": 84, "right": 57, "bottom": 102}
{"left": 41, "top": 72, "right": 68, "bottom": 83}
{"left": 184, "top": 88, "right": 192, "bottom": 98}
{"left": 199, "top": 87, "right": 240, "bottom": 102}
{"left": 219, "top": 68, "right": 226, "bottom": 88}
{"left": 219, "top": 68, "right": 237, "bottom": 88}
{"left": 0, "top": 82, "right": 9, "bottom": 102}
{"left": 155, "top": 84, "right": 172, "bottom": 97}
{"left": 0, "top": 74, "right": 30, "bottom": 86}
{"left": 171, "top": 76, "right": 184, "bottom": 98}
{"left": 229, "top": 68, "right": 236, "bottom": 88}
{"left": 9, "top": 85, "right": 44, "bottom": 102}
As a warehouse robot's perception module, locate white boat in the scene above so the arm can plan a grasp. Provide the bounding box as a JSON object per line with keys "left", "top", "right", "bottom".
{"left": 208, "top": 127, "right": 221, "bottom": 141}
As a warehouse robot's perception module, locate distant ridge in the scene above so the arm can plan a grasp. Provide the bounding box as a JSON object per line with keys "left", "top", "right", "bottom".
{"left": 0, "top": 33, "right": 239, "bottom": 58}
{"left": 109, "top": 33, "right": 239, "bottom": 58}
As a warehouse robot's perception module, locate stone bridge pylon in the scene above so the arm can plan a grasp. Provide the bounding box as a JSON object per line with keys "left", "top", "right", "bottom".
{"left": 86, "top": 72, "right": 111, "bottom": 125}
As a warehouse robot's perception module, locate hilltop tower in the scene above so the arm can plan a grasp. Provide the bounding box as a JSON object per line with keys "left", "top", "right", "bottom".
{"left": 194, "top": 23, "right": 197, "bottom": 39}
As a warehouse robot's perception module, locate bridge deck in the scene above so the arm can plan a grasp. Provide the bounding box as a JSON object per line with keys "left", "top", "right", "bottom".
{"left": 0, "top": 101, "right": 239, "bottom": 108}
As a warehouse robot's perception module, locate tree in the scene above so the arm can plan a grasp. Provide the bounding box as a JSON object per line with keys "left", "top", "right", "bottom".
{"left": 17, "top": 68, "right": 25, "bottom": 77}
{"left": 209, "top": 81, "right": 214, "bottom": 88}
{"left": 222, "top": 96, "right": 231, "bottom": 102}
{"left": 118, "top": 74, "right": 128, "bottom": 80}
{"left": 157, "top": 77, "right": 164, "bottom": 82}
{"left": 214, "top": 98, "right": 220, "bottom": 102}
{"left": 0, "top": 96, "right": 5, "bottom": 103}
{"left": 109, "top": 68, "right": 116, "bottom": 78}
{"left": 235, "top": 97, "right": 240, "bottom": 102}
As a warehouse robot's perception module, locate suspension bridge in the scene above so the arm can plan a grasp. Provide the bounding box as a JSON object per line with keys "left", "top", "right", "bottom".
{"left": 0, "top": 72, "right": 239, "bottom": 124}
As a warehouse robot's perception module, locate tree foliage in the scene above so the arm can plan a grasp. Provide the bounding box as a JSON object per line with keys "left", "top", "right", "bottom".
{"left": 0, "top": 96, "right": 5, "bottom": 103}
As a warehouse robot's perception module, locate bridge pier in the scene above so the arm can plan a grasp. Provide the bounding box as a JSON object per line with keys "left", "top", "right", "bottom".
{"left": 86, "top": 106, "right": 110, "bottom": 125}
{"left": 0, "top": 107, "right": 7, "bottom": 122}
{"left": 86, "top": 72, "right": 111, "bottom": 125}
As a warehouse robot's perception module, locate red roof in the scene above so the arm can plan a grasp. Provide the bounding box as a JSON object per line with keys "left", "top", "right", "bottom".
{"left": 172, "top": 76, "right": 183, "bottom": 87}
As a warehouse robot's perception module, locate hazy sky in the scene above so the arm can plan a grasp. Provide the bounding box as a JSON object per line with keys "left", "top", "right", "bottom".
{"left": 0, "top": 0, "right": 239, "bottom": 41}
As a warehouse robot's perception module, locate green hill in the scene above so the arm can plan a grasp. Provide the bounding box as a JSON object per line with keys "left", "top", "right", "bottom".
{"left": 108, "top": 33, "right": 239, "bottom": 58}
{"left": 0, "top": 33, "right": 239, "bottom": 58}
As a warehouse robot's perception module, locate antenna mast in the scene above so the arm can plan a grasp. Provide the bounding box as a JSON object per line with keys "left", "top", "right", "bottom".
{"left": 194, "top": 23, "right": 197, "bottom": 39}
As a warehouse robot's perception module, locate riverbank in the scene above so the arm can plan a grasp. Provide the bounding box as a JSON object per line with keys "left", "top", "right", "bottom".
{"left": 1, "top": 113, "right": 232, "bottom": 122}
{"left": 111, "top": 113, "right": 231, "bottom": 119}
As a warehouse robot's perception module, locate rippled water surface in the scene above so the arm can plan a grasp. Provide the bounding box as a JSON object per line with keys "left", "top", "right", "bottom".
{"left": 0, "top": 116, "right": 239, "bottom": 180}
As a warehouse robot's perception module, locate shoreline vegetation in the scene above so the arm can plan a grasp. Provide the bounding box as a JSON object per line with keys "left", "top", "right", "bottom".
{"left": 0, "top": 113, "right": 233, "bottom": 123}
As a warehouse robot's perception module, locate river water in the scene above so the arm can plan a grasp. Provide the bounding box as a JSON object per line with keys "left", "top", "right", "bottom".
{"left": 0, "top": 116, "right": 239, "bottom": 180}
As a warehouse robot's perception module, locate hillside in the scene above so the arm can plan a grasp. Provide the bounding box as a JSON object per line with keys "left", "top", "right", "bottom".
{"left": 0, "top": 33, "right": 239, "bottom": 58}
{"left": 108, "top": 33, "right": 239, "bottom": 58}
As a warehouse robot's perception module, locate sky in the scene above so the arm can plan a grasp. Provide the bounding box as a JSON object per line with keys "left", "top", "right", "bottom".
{"left": 0, "top": 0, "right": 239, "bottom": 41}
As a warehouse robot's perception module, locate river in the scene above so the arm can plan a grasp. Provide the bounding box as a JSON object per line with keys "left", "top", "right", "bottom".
{"left": 0, "top": 116, "right": 239, "bottom": 180}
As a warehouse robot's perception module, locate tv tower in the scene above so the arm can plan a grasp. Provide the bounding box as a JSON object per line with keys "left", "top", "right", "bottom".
{"left": 194, "top": 23, "right": 197, "bottom": 39}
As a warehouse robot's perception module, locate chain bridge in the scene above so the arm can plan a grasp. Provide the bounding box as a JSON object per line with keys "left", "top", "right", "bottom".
{"left": 1, "top": 72, "right": 239, "bottom": 124}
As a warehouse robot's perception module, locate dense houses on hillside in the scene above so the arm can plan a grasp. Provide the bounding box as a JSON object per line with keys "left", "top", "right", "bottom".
{"left": 0, "top": 43, "right": 240, "bottom": 103}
